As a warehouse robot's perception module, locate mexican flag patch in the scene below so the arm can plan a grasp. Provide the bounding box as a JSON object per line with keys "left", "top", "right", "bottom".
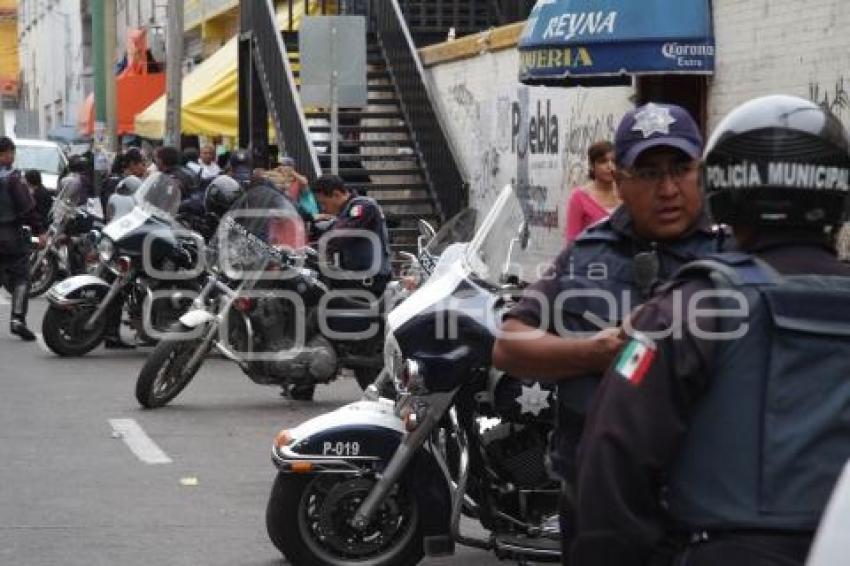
{"left": 614, "top": 335, "right": 656, "bottom": 386}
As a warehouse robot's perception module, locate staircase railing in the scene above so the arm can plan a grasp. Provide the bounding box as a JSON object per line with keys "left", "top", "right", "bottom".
{"left": 240, "top": 0, "right": 321, "bottom": 179}
{"left": 371, "top": 0, "right": 468, "bottom": 219}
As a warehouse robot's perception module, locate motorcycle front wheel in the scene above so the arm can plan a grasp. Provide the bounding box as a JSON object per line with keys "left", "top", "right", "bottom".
{"left": 267, "top": 472, "right": 423, "bottom": 566}
{"left": 41, "top": 304, "right": 107, "bottom": 357}
{"left": 28, "top": 252, "right": 58, "bottom": 297}
{"left": 135, "top": 338, "right": 208, "bottom": 409}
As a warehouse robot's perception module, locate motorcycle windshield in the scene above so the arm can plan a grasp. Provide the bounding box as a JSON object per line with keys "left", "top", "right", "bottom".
{"left": 212, "top": 185, "right": 306, "bottom": 276}
{"left": 424, "top": 207, "right": 479, "bottom": 257}
{"left": 52, "top": 177, "right": 84, "bottom": 223}
{"left": 133, "top": 172, "right": 182, "bottom": 221}
{"left": 464, "top": 185, "right": 532, "bottom": 287}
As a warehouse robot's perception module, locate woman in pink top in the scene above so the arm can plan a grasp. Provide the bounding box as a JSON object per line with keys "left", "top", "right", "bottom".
{"left": 565, "top": 140, "right": 621, "bottom": 242}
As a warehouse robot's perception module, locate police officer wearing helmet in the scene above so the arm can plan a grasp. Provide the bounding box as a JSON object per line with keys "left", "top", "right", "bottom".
{"left": 227, "top": 148, "right": 255, "bottom": 190}
{"left": 204, "top": 174, "right": 243, "bottom": 218}
{"left": 312, "top": 174, "right": 392, "bottom": 295}
{"left": 492, "top": 103, "right": 729, "bottom": 560}
{"left": 0, "top": 136, "right": 45, "bottom": 340}
{"left": 571, "top": 94, "right": 850, "bottom": 566}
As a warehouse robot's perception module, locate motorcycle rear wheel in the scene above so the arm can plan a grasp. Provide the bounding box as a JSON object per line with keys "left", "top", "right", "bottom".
{"left": 135, "top": 339, "right": 207, "bottom": 409}
{"left": 41, "top": 305, "right": 107, "bottom": 357}
{"left": 267, "top": 472, "right": 423, "bottom": 566}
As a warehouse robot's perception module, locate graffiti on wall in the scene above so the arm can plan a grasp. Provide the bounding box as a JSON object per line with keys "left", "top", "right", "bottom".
{"left": 809, "top": 77, "right": 850, "bottom": 122}
{"left": 435, "top": 54, "right": 632, "bottom": 259}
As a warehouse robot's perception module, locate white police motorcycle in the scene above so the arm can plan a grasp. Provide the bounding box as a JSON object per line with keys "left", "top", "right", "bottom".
{"left": 265, "top": 186, "right": 563, "bottom": 565}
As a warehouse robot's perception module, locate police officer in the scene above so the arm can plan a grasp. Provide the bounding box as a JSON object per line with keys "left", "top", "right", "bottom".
{"left": 571, "top": 94, "right": 850, "bottom": 566}
{"left": 492, "top": 103, "right": 729, "bottom": 561}
{"left": 154, "top": 146, "right": 202, "bottom": 214}
{"left": 312, "top": 174, "right": 392, "bottom": 295}
{"left": 59, "top": 154, "right": 93, "bottom": 207}
{"left": 0, "top": 136, "right": 44, "bottom": 341}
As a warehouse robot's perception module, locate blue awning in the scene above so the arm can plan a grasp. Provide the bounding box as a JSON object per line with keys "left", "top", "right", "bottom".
{"left": 518, "top": 0, "right": 715, "bottom": 85}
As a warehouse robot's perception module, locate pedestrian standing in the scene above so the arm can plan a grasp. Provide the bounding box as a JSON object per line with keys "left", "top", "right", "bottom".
{"left": 565, "top": 141, "right": 620, "bottom": 242}
{"left": 0, "top": 137, "right": 45, "bottom": 340}
{"left": 197, "top": 144, "right": 221, "bottom": 183}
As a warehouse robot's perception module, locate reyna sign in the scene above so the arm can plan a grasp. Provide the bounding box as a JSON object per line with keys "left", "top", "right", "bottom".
{"left": 518, "top": 0, "right": 715, "bottom": 83}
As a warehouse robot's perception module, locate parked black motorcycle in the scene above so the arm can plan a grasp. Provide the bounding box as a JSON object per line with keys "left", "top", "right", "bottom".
{"left": 265, "top": 186, "right": 561, "bottom": 565}
{"left": 42, "top": 173, "right": 201, "bottom": 357}
{"left": 28, "top": 181, "right": 102, "bottom": 297}
{"left": 134, "top": 188, "right": 404, "bottom": 408}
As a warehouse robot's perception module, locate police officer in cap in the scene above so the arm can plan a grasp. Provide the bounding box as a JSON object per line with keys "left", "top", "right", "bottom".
{"left": 492, "top": 102, "right": 729, "bottom": 560}
{"left": 571, "top": 94, "right": 850, "bottom": 566}
{"left": 0, "top": 136, "right": 45, "bottom": 340}
{"left": 312, "top": 174, "right": 392, "bottom": 295}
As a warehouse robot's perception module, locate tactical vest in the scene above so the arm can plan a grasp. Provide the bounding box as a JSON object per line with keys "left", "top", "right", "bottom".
{"left": 548, "top": 217, "right": 723, "bottom": 480}
{"left": 338, "top": 195, "right": 391, "bottom": 279}
{"left": 556, "top": 218, "right": 723, "bottom": 416}
{"left": 665, "top": 253, "right": 850, "bottom": 531}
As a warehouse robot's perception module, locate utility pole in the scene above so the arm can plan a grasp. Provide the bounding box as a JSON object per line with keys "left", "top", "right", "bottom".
{"left": 104, "top": 0, "right": 117, "bottom": 152}
{"left": 164, "top": 1, "right": 184, "bottom": 147}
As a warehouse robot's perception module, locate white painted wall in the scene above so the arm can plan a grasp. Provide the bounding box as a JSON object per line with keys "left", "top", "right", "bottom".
{"left": 710, "top": 0, "right": 850, "bottom": 129}
{"left": 425, "top": 47, "right": 633, "bottom": 264}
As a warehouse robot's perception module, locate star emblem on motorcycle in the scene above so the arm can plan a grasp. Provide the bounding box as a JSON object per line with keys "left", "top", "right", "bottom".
{"left": 632, "top": 103, "right": 676, "bottom": 138}
{"left": 515, "top": 383, "right": 551, "bottom": 417}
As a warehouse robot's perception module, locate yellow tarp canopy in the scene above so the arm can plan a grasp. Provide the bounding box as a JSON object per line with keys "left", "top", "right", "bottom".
{"left": 134, "top": 1, "right": 336, "bottom": 139}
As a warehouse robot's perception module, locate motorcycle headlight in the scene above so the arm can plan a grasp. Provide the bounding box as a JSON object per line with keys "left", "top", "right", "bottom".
{"left": 98, "top": 237, "right": 115, "bottom": 263}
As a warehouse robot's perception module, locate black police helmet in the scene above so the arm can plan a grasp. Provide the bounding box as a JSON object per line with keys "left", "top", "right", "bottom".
{"left": 204, "top": 175, "right": 243, "bottom": 216}
{"left": 228, "top": 148, "right": 254, "bottom": 188}
{"left": 68, "top": 154, "right": 91, "bottom": 173}
{"left": 704, "top": 94, "right": 850, "bottom": 228}
{"left": 229, "top": 148, "right": 252, "bottom": 170}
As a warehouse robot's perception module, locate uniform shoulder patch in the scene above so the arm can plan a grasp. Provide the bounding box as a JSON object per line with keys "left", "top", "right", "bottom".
{"left": 614, "top": 333, "right": 656, "bottom": 386}
{"left": 349, "top": 204, "right": 364, "bottom": 218}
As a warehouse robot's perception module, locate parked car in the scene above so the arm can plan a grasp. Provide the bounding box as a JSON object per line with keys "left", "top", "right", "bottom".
{"left": 14, "top": 139, "right": 69, "bottom": 192}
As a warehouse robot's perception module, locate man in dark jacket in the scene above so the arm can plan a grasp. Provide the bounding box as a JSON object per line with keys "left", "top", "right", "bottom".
{"left": 0, "top": 137, "right": 45, "bottom": 340}
{"left": 492, "top": 103, "right": 729, "bottom": 561}
{"left": 25, "top": 169, "right": 53, "bottom": 227}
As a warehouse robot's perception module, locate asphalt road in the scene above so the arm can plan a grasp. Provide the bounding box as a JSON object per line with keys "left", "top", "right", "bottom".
{"left": 0, "top": 297, "right": 508, "bottom": 566}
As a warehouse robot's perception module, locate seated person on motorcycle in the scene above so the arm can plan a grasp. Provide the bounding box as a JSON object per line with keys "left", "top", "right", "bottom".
{"left": 154, "top": 146, "right": 203, "bottom": 216}
{"left": 312, "top": 174, "right": 391, "bottom": 295}
{"left": 223, "top": 149, "right": 306, "bottom": 253}
{"left": 59, "top": 155, "right": 93, "bottom": 207}
{"left": 25, "top": 169, "right": 53, "bottom": 227}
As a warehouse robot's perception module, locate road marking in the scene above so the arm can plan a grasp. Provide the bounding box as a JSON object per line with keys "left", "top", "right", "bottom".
{"left": 108, "top": 418, "right": 172, "bottom": 465}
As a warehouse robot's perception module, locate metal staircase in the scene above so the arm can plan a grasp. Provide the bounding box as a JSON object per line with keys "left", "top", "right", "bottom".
{"left": 239, "top": 0, "right": 535, "bottom": 265}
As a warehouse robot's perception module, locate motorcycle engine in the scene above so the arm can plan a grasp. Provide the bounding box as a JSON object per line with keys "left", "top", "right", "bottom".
{"left": 481, "top": 423, "right": 550, "bottom": 489}
{"left": 253, "top": 298, "right": 338, "bottom": 385}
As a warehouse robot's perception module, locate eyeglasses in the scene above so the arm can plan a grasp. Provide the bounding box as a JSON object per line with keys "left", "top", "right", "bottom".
{"left": 621, "top": 161, "right": 700, "bottom": 184}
